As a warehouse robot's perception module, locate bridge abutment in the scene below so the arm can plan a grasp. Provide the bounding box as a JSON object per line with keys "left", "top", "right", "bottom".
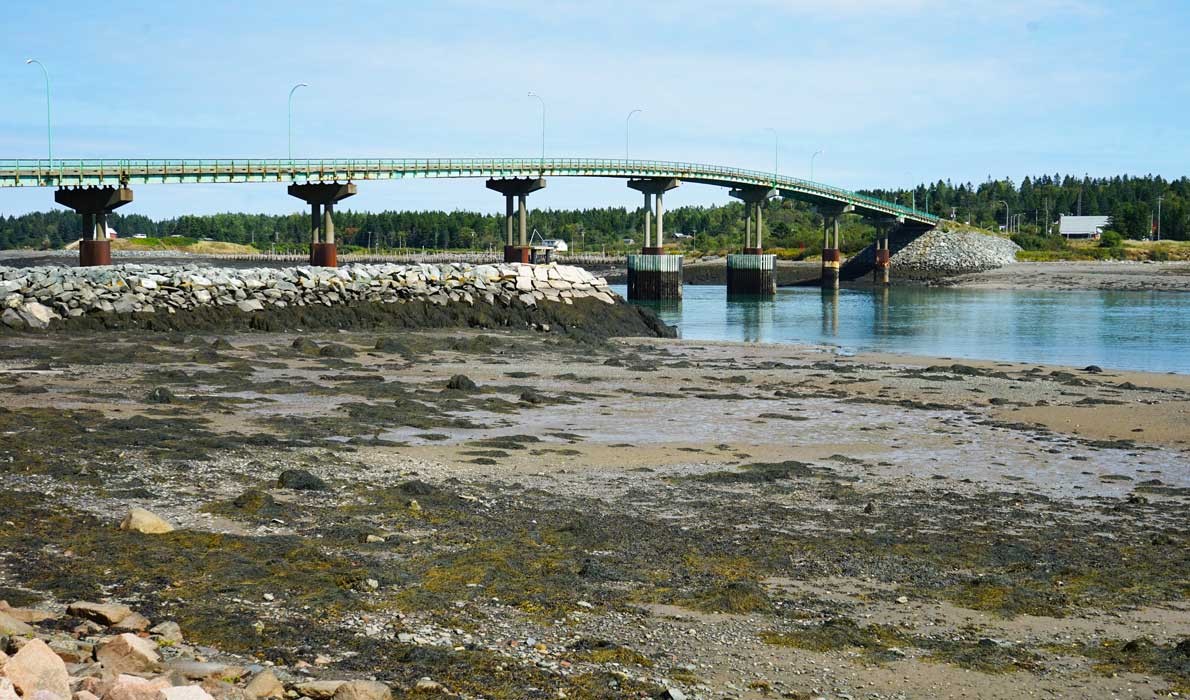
{"left": 486, "top": 178, "right": 546, "bottom": 263}
{"left": 626, "top": 178, "right": 682, "bottom": 299}
{"left": 54, "top": 186, "right": 135, "bottom": 267}
{"left": 288, "top": 182, "right": 357, "bottom": 267}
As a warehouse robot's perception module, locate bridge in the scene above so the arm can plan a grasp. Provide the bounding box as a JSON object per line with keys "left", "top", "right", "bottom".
{"left": 0, "top": 157, "right": 937, "bottom": 291}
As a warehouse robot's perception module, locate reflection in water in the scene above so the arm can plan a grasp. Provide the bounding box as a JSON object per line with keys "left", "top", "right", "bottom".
{"left": 609, "top": 284, "right": 1190, "bottom": 373}
{"left": 820, "top": 289, "right": 839, "bottom": 337}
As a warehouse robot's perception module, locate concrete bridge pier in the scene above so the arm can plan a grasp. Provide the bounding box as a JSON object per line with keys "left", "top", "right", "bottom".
{"left": 486, "top": 178, "right": 546, "bottom": 263}
{"left": 871, "top": 218, "right": 901, "bottom": 285}
{"left": 820, "top": 204, "right": 854, "bottom": 289}
{"left": 55, "top": 186, "right": 135, "bottom": 267}
{"left": 727, "top": 186, "right": 778, "bottom": 296}
{"left": 288, "top": 182, "right": 357, "bottom": 267}
{"left": 626, "top": 178, "right": 682, "bottom": 300}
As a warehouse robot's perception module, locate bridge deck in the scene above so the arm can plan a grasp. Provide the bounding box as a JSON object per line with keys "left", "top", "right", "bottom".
{"left": 0, "top": 158, "right": 937, "bottom": 225}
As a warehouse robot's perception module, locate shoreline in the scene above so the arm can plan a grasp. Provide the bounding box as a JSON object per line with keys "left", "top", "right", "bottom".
{"left": 1, "top": 327, "right": 1187, "bottom": 698}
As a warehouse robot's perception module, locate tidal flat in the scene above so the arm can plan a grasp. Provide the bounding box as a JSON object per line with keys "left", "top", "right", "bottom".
{"left": 0, "top": 328, "right": 1187, "bottom": 699}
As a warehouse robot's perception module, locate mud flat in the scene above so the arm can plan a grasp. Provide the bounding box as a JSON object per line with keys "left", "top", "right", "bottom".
{"left": 0, "top": 329, "right": 1187, "bottom": 699}
{"left": 941, "top": 261, "right": 1190, "bottom": 292}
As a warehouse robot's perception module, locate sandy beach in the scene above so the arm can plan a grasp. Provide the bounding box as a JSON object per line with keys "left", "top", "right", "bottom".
{"left": 1, "top": 325, "right": 1186, "bottom": 698}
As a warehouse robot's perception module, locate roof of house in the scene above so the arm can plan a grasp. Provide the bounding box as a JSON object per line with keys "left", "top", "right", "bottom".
{"left": 1059, "top": 215, "right": 1110, "bottom": 236}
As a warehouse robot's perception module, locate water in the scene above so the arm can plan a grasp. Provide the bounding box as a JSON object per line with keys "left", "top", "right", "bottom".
{"left": 611, "top": 284, "right": 1190, "bottom": 374}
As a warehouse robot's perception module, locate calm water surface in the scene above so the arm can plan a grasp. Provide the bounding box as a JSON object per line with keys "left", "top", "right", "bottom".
{"left": 611, "top": 284, "right": 1190, "bottom": 374}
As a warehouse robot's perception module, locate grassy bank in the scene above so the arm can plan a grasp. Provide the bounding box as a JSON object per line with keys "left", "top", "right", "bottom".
{"left": 1015, "top": 237, "right": 1190, "bottom": 262}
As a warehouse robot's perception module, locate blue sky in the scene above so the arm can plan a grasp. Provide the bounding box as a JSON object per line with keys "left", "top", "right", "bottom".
{"left": 2, "top": 0, "right": 1187, "bottom": 218}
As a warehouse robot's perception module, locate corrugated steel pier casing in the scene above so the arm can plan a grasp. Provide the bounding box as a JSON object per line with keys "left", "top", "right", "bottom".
{"left": 627, "top": 254, "right": 683, "bottom": 300}
{"left": 726, "top": 254, "right": 777, "bottom": 297}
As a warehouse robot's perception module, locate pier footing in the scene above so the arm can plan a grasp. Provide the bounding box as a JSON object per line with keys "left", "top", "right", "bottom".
{"left": 55, "top": 186, "right": 134, "bottom": 267}
{"left": 727, "top": 253, "right": 777, "bottom": 296}
{"left": 822, "top": 248, "right": 841, "bottom": 289}
{"left": 504, "top": 245, "right": 531, "bottom": 263}
{"left": 627, "top": 254, "right": 683, "bottom": 300}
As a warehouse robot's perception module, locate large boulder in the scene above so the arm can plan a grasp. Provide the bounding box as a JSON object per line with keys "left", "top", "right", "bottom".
{"left": 331, "top": 681, "right": 391, "bottom": 700}
{"left": 101, "top": 675, "right": 171, "bottom": 700}
{"left": 277, "top": 469, "right": 327, "bottom": 491}
{"left": 66, "top": 602, "right": 133, "bottom": 626}
{"left": 0, "top": 611, "right": 34, "bottom": 637}
{"left": 95, "top": 633, "right": 160, "bottom": 675}
{"left": 119, "top": 509, "right": 175, "bottom": 535}
{"left": 242, "top": 671, "right": 284, "bottom": 700}
{"left": 1, "top": 638, "right": 70, "bottom": 700}
{"left": 158, "top": 687, "right": 215, "bottom": 700}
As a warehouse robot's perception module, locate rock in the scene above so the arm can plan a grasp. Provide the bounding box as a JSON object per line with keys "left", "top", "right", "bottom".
{"left": 1083, "top": 365, "right": 1104, "bottom": 373}
{"left": 293, "top": 682, "right": 343, "bottom": 700}
{"left": 0, "top": 610, "right": 35, "bottom": 636}
{"left": 0, "top": 680, "right": 17, "bottom": 700}
{"left": 75, "top": 691, "right": 100, "bottom": 700}
{"left": 0, "top": 606, "right": 57, "bottom": 625}
{"left": 1, "top": 638, "right": 71, "bottom": 700}
{"left": 95, "top": 633, "right": 160, "bottom": 675}
{"left": 146, "top": 387, "right": 176, "bottom": 404}
{"left": 330, "top": 681, "right": 391, "bottom": 700}
{"left": 236, "top": 299, "right": 264, "bottom": 313}
{"left": 101, "top": 675, "right": 171, "bottom": 700}
{"left": 895, "top": 595, "right": 909, "bottom": 604}
{"left": 166, "top": 661, "right": 228, "bottom": 680}
{"left": 158, "top": 686, "right": 215, "bottom": 700}
{"left": 317, "top": 343, "right": 356, "bottom": 358}
{"left": 120, "top": 508, "right": 175, "bottom": 534}
{"left": 518, "top": 390, "right": 544, "bottom": 405}
{"left": 445, "top": 375, "right": 477, "bottom": 391}
{"left": 657, "top": 688, "right": 687, "bottom": 700}
{"left": 112, "top": 612, "right": 151, "bottom": 632}
{"left": 66, "top": 602, "right": 133, "bottom": 626}
{"left": 242, "top": 671, "right": 284, "bottom": 700}
{"left": 17, "top": 302, "right": 57, "bottom": 329}
{"left": 291, "top": 338, "right": 320, "bottom": 356}
{"left": 277, "top": 469, "right": 327, "bottom": 491}
{"left": 145, "top": 621, "right": 177, "bottom": 642}
{"left": 863, "top": 501, "right": 876, "bottom": 514}
{"left": 411, "top": 680, "right": 444, "bottom": 694}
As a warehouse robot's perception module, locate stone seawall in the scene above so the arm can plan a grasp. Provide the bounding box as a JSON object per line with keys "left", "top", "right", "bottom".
{"left": 843, "top": 226, "right": 1022, "bottom": 283}
{"left": 0, "top": 262, "right": 672, "bottom": 338}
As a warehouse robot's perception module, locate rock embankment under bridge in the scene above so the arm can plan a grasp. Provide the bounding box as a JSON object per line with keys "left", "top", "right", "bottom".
{"left": 0, "top": 262, "right": 673, "bottom": 339}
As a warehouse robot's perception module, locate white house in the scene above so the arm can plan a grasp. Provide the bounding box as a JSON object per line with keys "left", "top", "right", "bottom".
{"left": 540, "top": 238, "right": 568, "bottom": 252}
{"left": 1058, "top": 215, "right": 1110, "bottom": 240}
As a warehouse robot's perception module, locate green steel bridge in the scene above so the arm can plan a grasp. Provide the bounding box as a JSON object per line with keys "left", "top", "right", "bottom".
{"left": 0, "top": 157, "right": 938, "bottom": 226}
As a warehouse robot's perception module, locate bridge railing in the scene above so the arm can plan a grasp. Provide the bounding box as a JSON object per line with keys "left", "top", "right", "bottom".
{"left": 0, "top": 157, "right": 937, "bottom": 223}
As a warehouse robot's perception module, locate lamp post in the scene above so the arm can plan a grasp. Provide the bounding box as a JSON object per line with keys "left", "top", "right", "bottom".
{"left": 288, "top": 82, "right": 308, "bottom": 163}
{"left": 528, "top": 92, "right": 545, "bottom": 172}
{"left": 998, "top": 200, "right": 1010, "bottom": 232}
{"left": 25, "top": 59, "right": 52, "bottom": 174}
{"left": 626, "top": 109, "right": 642, "bottom": 160}
{"left": 810, "top": 149, "right": 823, "bottom": 181}
{"left": 764, "top": 128, "right": 778, "bottom": 186}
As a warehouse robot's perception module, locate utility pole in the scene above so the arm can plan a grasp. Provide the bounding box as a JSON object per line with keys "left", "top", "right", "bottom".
{"left": 1157, "top": 195, "right": 1163, "bottom": 241}
{"left": 1044, "top": 198, "right": 1050, "bottom": 236}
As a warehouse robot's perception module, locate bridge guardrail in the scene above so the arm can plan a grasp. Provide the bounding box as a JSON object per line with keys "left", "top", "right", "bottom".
{"left": 0, "top": 157, "right": 939, "bottom": 224}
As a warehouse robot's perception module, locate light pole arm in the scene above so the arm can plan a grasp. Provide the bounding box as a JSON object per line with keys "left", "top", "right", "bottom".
{"left": 25, "top": 59, "right": 51, "bottom": 169}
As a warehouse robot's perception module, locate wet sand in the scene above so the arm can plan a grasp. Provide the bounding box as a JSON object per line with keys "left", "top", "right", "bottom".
{"left": 944, "top": 261, "right": 1190, "bottom": 292}
{"left": 0, "top": 329, "right": 1187, "bottom": 698}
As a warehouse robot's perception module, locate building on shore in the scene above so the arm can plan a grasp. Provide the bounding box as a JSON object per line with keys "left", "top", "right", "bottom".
{"left": 1058, "top": 215, "right": 1109, "bottom": 239}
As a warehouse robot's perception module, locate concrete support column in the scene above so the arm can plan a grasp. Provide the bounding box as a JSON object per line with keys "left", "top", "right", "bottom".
{"left": 874, "top": 235, "right": 892, "bottom": 285}
{"left": 517, "top": 195, "right": 528, "bottom": 247}
{"left": 643, "top": 193, "right": 653, "bottom": 249}
{"left": 54, "top": 186, "right": 134, "bottom": 267}
{"left": 744, "top": 207, "right": 753, "bottom": 249}
{"left": 289, "top": 182, "right": 356, "bottom": 267}
{"left": 323, "top": 204, "right": 335, "bottom": 245}
{"left": 655, "top": 191, "right": 666, "bottom": 248}
{"left": 505, "top": 195, "right": 514, "bottom": 246}
{"left": 818, "top": 204, "right": 853, "bottom": 290}
{"left": 486, "top": 178, "right": 546, "bottom": 263}
{"left": 628, "top": 178, "right": 678, "bottom": 256}
{"left": 310, "top": 203, "right": 322, "bottom": 247}
{"left": 755, "top": 202, "right": 764, "bottom": 251}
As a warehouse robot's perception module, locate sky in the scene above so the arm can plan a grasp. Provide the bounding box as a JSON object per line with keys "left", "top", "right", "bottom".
{"left": 1, "top": 0, "right": 1187, "bottom": 219}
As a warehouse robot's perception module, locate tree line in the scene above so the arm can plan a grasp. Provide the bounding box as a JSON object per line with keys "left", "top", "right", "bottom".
{"left": 1, "top": 173, "right": 1186, "bottom": 252}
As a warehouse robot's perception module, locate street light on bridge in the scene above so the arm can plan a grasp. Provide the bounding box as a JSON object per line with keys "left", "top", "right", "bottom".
{"left": 626, "top": 109, "right": 642, "bottom": 160}
{"left": 25, "top": 59, "right": 52, "bottom": 173}
{"left": 288, "top": 83, "right": 309, "bottom": 163}
{"left": 998, "top": 200, "right": 1010, "bottom": 232}
{"left": 810, "top": 149, "right": 823, "bottom": 182}
{"left": 528, "top": 92, "right": 545, "bottom": 173}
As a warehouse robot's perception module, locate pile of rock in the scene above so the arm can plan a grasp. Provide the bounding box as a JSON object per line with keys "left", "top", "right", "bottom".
{"left": 0, "top": 262, "right": 617, "bottom": 331}
{"left": 845, "top": 225, "right": 1022, "bottom": 281}
{"left": 0, "top": 600, "right": 395, "bottom": 700}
